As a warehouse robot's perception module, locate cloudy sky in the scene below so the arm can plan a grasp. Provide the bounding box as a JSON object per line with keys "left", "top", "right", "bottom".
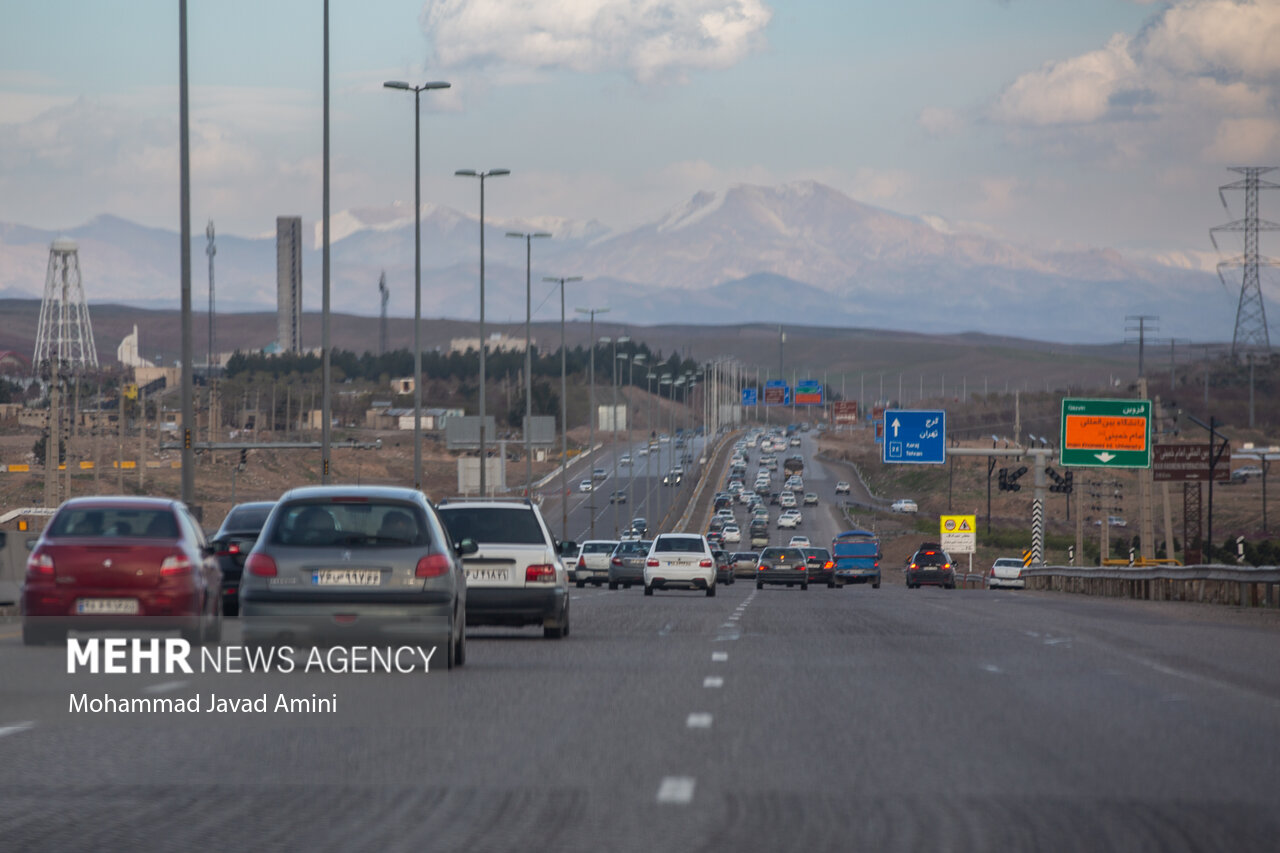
{"left": 1, "top": 0, "right": 1276, "bottom": 267}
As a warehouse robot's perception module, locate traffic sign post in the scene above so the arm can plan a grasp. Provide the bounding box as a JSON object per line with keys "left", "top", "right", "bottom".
{"left": 939, "top": 514, "right": 976, "bottom": 554}
{"left": 833, "top": 401, "right": 858, "bottom": 425}
{"left": 741, "top": 387, "right": 758, "bottom": 406}
{"left": 882, "top": 409, "right": 946, "bottom": 465}
{"left": 763, "top": 381, "right": 788, "bottom": 406}
{"left": 1060, "top": 398, "right": 1151, "bottom": 468}
{"left": 794, "top": 380, "right": 822, "bottom": 406}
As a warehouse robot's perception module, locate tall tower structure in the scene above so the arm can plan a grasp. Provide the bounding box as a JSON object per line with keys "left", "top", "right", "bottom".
{"left": 206, "top": 220, "right": 216, "bottom": 374}
{"left": 276, "top": 215, "right": 303, "bottom": 352}
{"left": 1210, "top": 166, "right": 1280, "bottom": 356}
{"left": 33, "top": 238, "right": 98, "bottom": 375}
{"left": 378, "top": 270, "right": 389, "bottom": 355}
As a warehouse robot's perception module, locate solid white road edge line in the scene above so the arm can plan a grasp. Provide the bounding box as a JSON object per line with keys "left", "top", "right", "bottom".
{"left": 0, "top": 721, "right": 35, "bottom": 738}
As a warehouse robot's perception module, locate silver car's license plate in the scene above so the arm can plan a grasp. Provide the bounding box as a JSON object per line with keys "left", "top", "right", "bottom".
{"left": 312, "top": 569, "right": 381, "bottom": 586}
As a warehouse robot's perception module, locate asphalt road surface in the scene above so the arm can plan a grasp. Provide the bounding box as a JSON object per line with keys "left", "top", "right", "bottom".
{"left": 2, "top": 431, "right": 1278, "bottom": 852}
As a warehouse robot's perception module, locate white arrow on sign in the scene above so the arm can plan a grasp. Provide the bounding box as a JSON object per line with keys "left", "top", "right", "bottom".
{"left": 1095, "top": 452, "right": 1116, "bottom": 463}
{"left": 891, "top": 418, "right": 901, "bottom": 437}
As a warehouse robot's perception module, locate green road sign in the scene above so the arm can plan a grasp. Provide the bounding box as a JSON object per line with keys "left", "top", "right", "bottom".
{"left": 1059, "top": 398, "right": 1151, "bottom": 468}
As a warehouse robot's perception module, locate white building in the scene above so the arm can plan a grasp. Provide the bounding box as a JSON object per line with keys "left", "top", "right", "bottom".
{"left": 449, "top": 332, "right": 535, "bottom": 354}
{"left": 116, "top": 325, "right": 154, "bottom": 368}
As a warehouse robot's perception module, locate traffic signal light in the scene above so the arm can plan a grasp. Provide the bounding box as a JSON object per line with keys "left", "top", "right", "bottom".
{"left": 183, "top": 428, "right": 191, "bottom": 449}
{"left": 239, "top": 449, "right": 247, "bottom": 466}
{"left": 999, "top": 465, "right": 1026, "bottom": 492}
{"left": 1049, "top": 469, "right": 1074, "bottom": 494}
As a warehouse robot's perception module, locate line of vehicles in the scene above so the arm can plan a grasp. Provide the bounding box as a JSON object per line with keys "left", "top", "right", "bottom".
{"left": 14, "top": 425, "right": 1032, "bottom": 657}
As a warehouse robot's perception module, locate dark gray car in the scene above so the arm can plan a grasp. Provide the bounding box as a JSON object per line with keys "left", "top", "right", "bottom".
{"left": 239, "top": 486, "right": 471, "bottom": 669}
{"left": 608, "top": 539, "right": 652, "bottom": 590}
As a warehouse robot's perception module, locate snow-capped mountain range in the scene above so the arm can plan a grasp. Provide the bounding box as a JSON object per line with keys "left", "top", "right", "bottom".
{"left": 0, "top": 181, "right": 1229, "bottom": 343}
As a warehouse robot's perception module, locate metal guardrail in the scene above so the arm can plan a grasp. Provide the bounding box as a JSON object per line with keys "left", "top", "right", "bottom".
{"left": 1022, "top": 563, "right": 1280, "bottom": 608}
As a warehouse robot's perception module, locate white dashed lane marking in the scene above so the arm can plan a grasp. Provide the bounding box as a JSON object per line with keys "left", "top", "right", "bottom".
{"left": 0, "top": 721, "right": 35, "bottom": 739}
{"left": 142, "top": 681, "right": 189, "bottom": 694}
{"left": 686, "top": 713, "right": 713, "bottom": 729}
{"left": 656, "top": 776, "right": 696, "bottom": 804}
{"left": 712, "top": 652, "right": 728, "bottom": 662}
{"left": 703, "top": 676, "right": 724, "bottom": 688}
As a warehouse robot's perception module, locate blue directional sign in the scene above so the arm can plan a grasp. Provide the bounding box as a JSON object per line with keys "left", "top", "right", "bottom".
{"left": 741, "top": 387, "right": 758, "bottom": 406}
{"left": 882, "top": 409, "right": 946, "bottom": 465}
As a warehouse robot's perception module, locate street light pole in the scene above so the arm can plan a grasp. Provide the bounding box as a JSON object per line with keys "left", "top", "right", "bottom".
{"left": 544, "top": 276, "right": 581, "bottom": 540}
{"left": 508, "top": 231, "right": 550, "bottom": 497}
{"left": 576, "top": 307, "right": 609, "bottom": 538}
{"left": 456, "top": 168, "right": 510, "bottom": 495}
{"left": 385, "top": 79, "right": 450, "bottom": 490}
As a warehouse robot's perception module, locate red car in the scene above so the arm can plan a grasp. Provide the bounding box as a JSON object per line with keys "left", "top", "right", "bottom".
{"left": 22, "top": 497, "right": 223, "bottom": 646}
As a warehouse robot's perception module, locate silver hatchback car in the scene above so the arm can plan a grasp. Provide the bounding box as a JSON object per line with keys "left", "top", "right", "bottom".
{"left": 239, "top": 486, "right": 473, "bottom": 668}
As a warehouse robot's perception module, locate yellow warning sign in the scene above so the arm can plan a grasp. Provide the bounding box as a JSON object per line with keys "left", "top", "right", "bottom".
{"left": 939, "top": 515, "right": 977, "bottom": 553}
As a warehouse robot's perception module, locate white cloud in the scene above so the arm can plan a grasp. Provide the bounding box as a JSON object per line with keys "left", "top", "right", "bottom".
{"left": 992, "top": 34, "right": 1136, "bottom": 126}
{"left": 989, "top": 0, "right": 1280, "bottom": 168}
{"left": 419, "top": 0, "right": 773, "bottom": 83}
{"left": 1203, "top": 116, "right": 1280, "bottom": 162}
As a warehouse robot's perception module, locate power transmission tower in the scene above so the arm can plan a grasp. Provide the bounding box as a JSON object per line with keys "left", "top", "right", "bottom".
{"left": 378, "top": 271, "right": 389, "bottom": 355}
{"left": 1210, "top": 166, "right": 1280, "bottom": 356}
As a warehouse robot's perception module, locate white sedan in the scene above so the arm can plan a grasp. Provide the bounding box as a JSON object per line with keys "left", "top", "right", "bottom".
{"left": 722, "top": 525, "right": 741, "bottom": 543}
{"left": 891, "top": 498, "right": 918, "bottom": 513}
{"left": 644, "top": 533, "right": 716, "bottom": 597}
{"left": 777, "top": 512, "right": 800, "bottom": 529}
{"left": 988, "top": 557, "right": 1026, "bottom": 589}
{"left": 788, "top": 535, "right": 811, "bottom": 547}
{"left": 579, "top": 479, "right": 594, "bottom": 493}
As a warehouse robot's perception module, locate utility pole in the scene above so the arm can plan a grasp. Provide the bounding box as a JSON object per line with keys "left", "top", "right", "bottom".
{"left": 1125, "top": 315, "right": 1159, "bottom": 378}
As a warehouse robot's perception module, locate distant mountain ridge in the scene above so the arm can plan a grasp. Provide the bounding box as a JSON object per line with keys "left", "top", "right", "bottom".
{"left": 0, "top": 181, "right": 1229, "bottom": 343}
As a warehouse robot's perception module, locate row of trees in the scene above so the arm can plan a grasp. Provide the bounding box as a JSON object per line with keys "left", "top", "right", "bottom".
{"left": 224, "top": 344, "right": 700, "bottom": 398}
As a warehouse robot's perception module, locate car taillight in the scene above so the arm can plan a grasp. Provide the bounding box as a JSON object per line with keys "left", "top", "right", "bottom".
{"left": 874, "top": 562, "right": 879, "bottom": 568}
{"left": 824, "top": 561, "right": 834, "bottom": 570}
{"left": 757, "top": 564, "right": 767, "bottom": 571}
{"left": 943, "top": 563, "right": 951, "bottom": 569}
{"left": 577, "top": 557, "right": 585, "bottom": 569}
{"left": 416, "top": 554, "right": 451, "bottom": 578}
{"left": 699, "top": 559, "right": 712, "bottom": 568}
{"left": 910, "top": 563, "right": 918, "bottom": 569}
{"left": 160, "top": 555, "right": 192, "bottom": 576}
{"left": 611, "top": 557, "right": 622, "bottom": 566}
{"left": 526, "top": 564, "right": 556, "bottom": 583}
{"left": 26, "top": 551, "right": 54, "bottom": 578}
{"left": 246, "top": 553, "right": 277, "bottom": 577}
{"left": 647, "top": 559, "right": 660, "bottom": 567}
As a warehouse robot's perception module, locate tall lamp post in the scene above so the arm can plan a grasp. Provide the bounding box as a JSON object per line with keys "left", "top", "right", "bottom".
{"left": 658, "top": 374, "right": 674, "bottom": 526}
{"left": 544, "top": 276, "right": 581, "bottom": 540}
{"left": 385, "top": 79, "right": 451, "bottom": 490}
{"left": 629, "top": 353, "right": 645, "bottom": 516}
{"left": 576, "top": 307, "right": 609, "bottom": 538}
{"left": 507, "top": 231, "right": 551, "bottom": 496}
{"left": 456, "top": 168, "right": 509, "bottom": 495}
{"left": 645, "top": 370, "right": 657, "bottom": 520}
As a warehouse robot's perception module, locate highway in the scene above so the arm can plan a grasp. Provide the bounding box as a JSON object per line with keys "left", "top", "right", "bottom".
{"left": 2, "top": 432, "right": 1279, "bottom": 851}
